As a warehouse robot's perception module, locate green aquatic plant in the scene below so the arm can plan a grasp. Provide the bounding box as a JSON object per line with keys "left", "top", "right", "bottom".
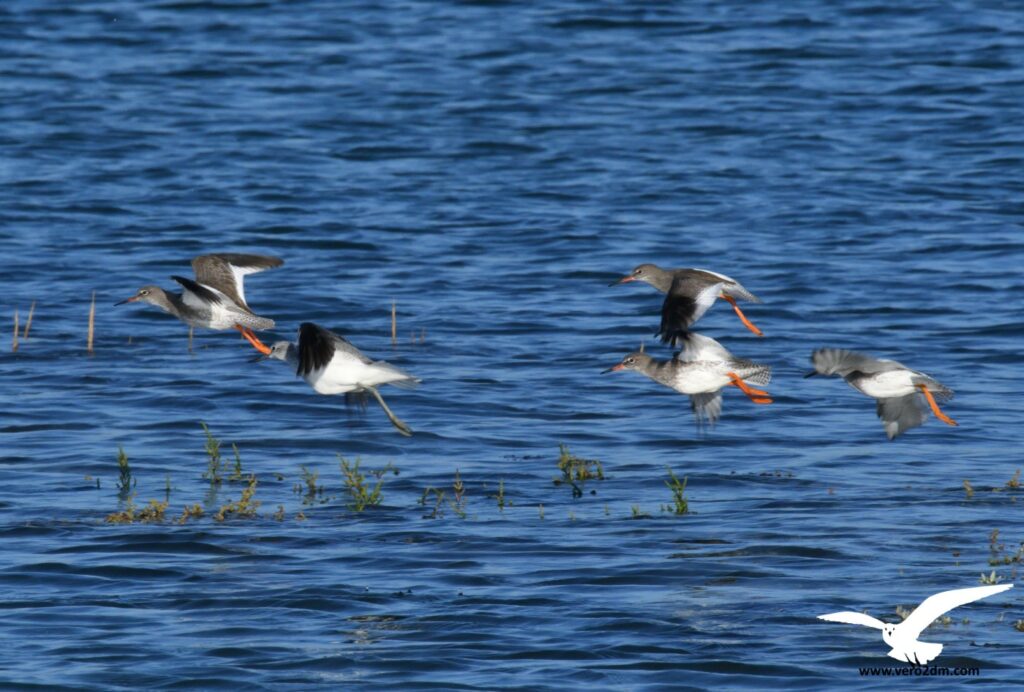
{"left": 1007, "top": 469, "right": 1021, "bottom": 490}
{"left": 420, "top": 487, "right": 447, "bottom": 519}
{"left": 106, "top": 498, "right": 168, "bottom": 524}
{"left": 230, "top": 443, "right": 244, "bottom": 481}
{"left": 980, "top": 570, "right": 1002, "bottom": 585}
{"left": 963, "top": 479, "right": 974, "bottom": 499}
{"left": 339, "top": 456, "right": 384, "bottom": 512}
{"left": 297, "top": 465, "right": 325, "bottom": 505}
{"left": 630, "top": 505, "right": 651, "bottom": 519}
{"left": 451, "top": 469, "right": 467, "bottom": 519}
{"left": 177, "top": 504, "right": 204, "bottom": 524}
{"left": 200, "top": 422, "right": 223, "bottom": 484}
{"left": 663, "top": 468, "right": 689, "bottom": 516}
{"left": 491, "top": 479, "right": 508, "bottom": 512}
{"left": 554, "top": 444, "right": 604, "bottom": 498}
{"left": 214, "top": 474, "right": 260, "bottom": 521}
{"left": 116, "top": 447, "right": 135, "bottom": 497}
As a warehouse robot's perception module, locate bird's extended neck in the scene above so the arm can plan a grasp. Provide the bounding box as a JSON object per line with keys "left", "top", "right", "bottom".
{"left": 646, "top": 267, "right": 675, "bottom": 293}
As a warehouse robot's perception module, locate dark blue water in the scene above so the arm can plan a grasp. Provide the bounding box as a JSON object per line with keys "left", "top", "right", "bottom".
{"left": 2, "top": 1, "right": 1023, "bottom": 688}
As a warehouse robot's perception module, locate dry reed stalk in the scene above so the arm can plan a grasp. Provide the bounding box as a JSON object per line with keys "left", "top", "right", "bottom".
{"left": 87, "top": 292, "right": 96, "bottom": 353}
{"left": 391, "top": 300, "right": 397, "bottom": 345}
{"left": 23, "top": 301, "right": 35, "bottom": 339}
{"left": 188, "top": 326, "right": 193, "bottom": 353}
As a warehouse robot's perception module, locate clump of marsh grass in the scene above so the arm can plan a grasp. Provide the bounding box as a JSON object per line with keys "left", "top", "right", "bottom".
{"left": 106, "top": 499, "right": 169, "bottom": 524}
{"left": 630, "top": 505, "right": 651, "bottom": 519}
{"left": 963, "top": 479, "right": 974, "bottom": 499}
{"left": 116, "top": 447, "right": 135, "bottom": 497}
{"left": 420, "top": 487, "right": 447, "bottom": 519}
{"left": 200, "top": 422, "right": 223, "bottom": 484}
{"left": 986, "top": 528, "right": 1024, "bottom": 586}
{"left": 296, "top": 465, "right": 329, "bottom": 505}
{"left": 1006, "top": 469, "right": 1021, "bottom": 490}
{"left": 1014, "top": 620, "right": 1024, "bottom": 633}
{"left": 339, "top": 456, "right": 386, "bottom": 512}
{"left": 214, "top": 474, "right": 260, "bottom": 521}
{"left": 554, "top": 444, "right": 604, "bottom": 498}
{"left": 177, "top": 504, "right": 204, "bottom": 524}
{"left": 980, "top": 570, "right": 1003, "bottom": 585}
{"left": 421, "top": 470, "right": 468, "bottom": 519}
{"left": 662, "top": 468, "right": 689, "bottom": 516}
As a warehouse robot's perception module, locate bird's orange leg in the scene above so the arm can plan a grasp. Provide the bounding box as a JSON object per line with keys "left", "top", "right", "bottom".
{"left": 917, "top": 384, "right": 958, "bottom": 427}
{"left": 727, "top": 372, "right": 773, "bottom": 404}
{"left": 234, "top": 324, "right": 271, "bottom": 355}
{"left": 720, "top": 294, "right": 764, "bottom": 337}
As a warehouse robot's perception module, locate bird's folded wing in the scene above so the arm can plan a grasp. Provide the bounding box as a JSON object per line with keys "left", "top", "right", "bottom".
{"left": 901, "top": 584, "right": 1013, "bottom": 639}
{"left": 817, "top": 611, "right": 885, "bottom": 629}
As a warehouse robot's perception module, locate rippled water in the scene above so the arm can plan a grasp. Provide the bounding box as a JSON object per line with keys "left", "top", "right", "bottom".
{"left": 2, "top": 1, "right": 1024, "bottom": 688}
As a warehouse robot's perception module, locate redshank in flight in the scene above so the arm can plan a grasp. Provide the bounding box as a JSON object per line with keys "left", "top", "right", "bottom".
{"left": 117, "top": 253, "right": 283, "bottom": 351}
{"left": 602, "top": 332, "right": 772, "bottom": 426}
{"left": 610, "top": 264, "right": 763, "bottom": 344}
{"left": 804, "top": 348, "right": 958, "bottom": 440}
{"left": 260, "top": 322, "right": 421, "bottom": 437}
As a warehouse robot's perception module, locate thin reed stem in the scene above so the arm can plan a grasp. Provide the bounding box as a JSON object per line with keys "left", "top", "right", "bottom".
{"left": 391, "top": 300, "right": 397, "bottom": 345}
{"left": 23, "top": 301, "right": 35, "bottom": 339}
{"left": 87, "top": 292, "right": 96, "bottom": 353}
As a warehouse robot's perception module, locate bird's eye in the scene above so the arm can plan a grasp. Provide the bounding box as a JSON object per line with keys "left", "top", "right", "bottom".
{"left": 626, "top": 358, "right": 635, "bottom": 364}
{"left": 633, "top": 268, "right": 642, "bottom": 275}
{"left": 140, "top": 290, "right": 149, "bottom": 296}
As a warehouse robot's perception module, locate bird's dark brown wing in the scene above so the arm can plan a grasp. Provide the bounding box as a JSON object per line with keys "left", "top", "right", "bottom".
{"left": 191, "top": 254, "right": 283, "bottom": 311}
{"left": 296, "top": 322, "right": 337, "bottom": 377}
{"left": 657, "top": 276, "right": 725, "bottom": 345}
{"left": 658, "top": 292, "right": 697, "bottom": 346}
{"left": 171, "top": 275, "right": 223, "bottom": 306}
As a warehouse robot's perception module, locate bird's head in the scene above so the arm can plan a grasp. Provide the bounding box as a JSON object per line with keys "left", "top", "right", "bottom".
{"left": 116, "top": 285, "right": 168, "bottom": 308}
{"left": 602, "top": 351, "right": 652, "bottom": 374}
{"left": 609, "top": 263, "right": 663, "bottom": 287}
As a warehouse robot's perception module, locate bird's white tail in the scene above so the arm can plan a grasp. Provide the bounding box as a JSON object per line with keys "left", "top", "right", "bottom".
{"left": 891, "top": 642, "right": 943, "bottom": 666}
{"left": 370, "top": 361, "right": 421, "bottom": 389}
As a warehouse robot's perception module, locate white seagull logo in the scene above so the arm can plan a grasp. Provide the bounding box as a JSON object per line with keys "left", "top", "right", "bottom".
{"left": 818, "top": 584, "right": 1013, "bottom": 665}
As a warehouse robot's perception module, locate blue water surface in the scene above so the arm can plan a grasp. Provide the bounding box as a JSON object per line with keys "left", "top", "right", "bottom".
{"left": 2, "top": 1, "right": 1023, "bottom": 689}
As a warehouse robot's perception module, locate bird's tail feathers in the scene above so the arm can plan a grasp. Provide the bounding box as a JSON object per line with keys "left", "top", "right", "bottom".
{"left": 731, "top": 359, "right": 772, "bottom": 386}
{"left": 372, "top": 361, "right": 422, "bottom": 389}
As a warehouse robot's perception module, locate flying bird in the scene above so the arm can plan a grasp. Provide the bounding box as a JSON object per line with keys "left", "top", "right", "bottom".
{"left": 602, "top": 332, "right": 772, "bottom": 426}
{"left": 804, "top": 348, "right": 958, "bottom": 440}
{"left": 117, "top": 253, "right": 283, "bottom": 352}
{"left": 818, "top": 584, "right": 1012, "bottom": 665}
{"left": 610, "top": 264, "right": 763, "bottom": 343}
{"left": 260, "top": 322, "right": 421, "bottom": 437}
